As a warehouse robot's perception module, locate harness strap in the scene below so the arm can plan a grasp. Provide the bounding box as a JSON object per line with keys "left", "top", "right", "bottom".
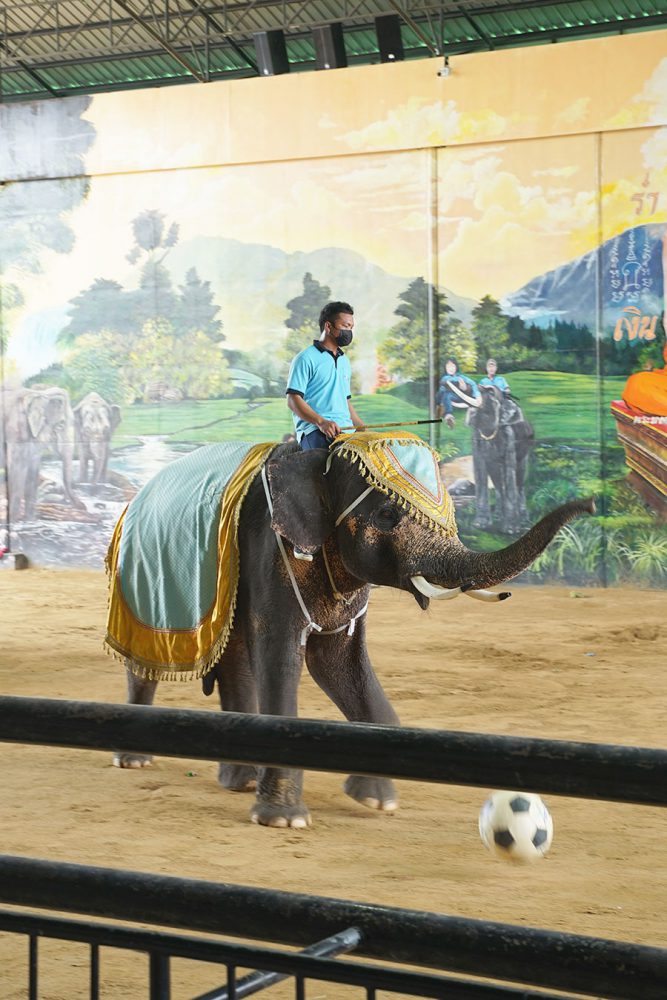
{"left": 334, "top": 485, "right": 374, "bottom": 527}
{"left": 317, "top": 601, "right": 369, "bottom": 639}
{"left": 261, "top": 464, "right": 367, "bottom": 646}
{"left": 322, "top": 543, "right": 354, "bottom": 605}
{"left": 325, "top": 449, "right": 375, "bottom": 527}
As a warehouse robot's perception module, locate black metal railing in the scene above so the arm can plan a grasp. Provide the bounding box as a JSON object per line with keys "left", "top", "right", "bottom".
{"left": 1, "top": 695, "right": 666, "bottom": 805}
{"left": 0, "top": 695, "right": 666, "bottom": 999}
{"left": 0, "top": 907, "right": 596, "bottom": 1000}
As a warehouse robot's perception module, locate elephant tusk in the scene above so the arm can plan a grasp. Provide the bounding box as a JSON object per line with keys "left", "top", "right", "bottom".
{"left": 464, "top": 589, "right": 512, "bottom": 603}
{"left": 411, "top": 576, "right": 462, "bottom": 600}
{"left": 445, "top": 380, "right": 482, "bottom": 409}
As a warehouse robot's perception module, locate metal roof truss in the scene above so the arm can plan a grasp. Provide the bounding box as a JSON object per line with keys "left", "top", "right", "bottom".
{"left": 0, "top": 0, "right": 666, "bottom": 102}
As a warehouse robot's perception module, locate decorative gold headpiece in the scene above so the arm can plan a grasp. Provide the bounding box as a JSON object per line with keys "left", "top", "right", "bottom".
{"left": 332, "top": 431, "right": 457, "bottom": 538}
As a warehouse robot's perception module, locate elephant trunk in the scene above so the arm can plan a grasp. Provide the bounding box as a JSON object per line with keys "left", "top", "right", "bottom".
{"left": 432, "top": 498, "right": 596, "bottom": 591}
{"left": 56, "top": 435, "right": 85, "bottom": 509}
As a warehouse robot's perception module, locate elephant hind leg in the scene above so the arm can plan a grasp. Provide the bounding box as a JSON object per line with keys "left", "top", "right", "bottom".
{"left": 113, "top": 663, "right": 157, "bottom": 769}
{"left": 306, "top": 628, "right": 399, "bottom": 814}
{"left": 208, "top": 630, "right": 259, "bottom": 793}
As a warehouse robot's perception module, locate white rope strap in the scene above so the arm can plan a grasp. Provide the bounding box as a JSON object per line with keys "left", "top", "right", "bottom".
{"left": 261, "top": 465, "right": 367, "bottom": 645}
{"left": 317, "top": 601, "right": 369, "bottom": 639}
{"left": 325, "top": 450, "right": 374, "bottom": 526}
{"left": 322, "top": 543, "right": 354, "bottom": 605}
{"left": 334, "top": 485, "right": 374, "bottom": 527}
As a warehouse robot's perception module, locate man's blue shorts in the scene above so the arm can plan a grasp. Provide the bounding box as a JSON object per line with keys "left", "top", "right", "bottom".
{"left": 300, "top": 428, "right": 330, "bottom": 450}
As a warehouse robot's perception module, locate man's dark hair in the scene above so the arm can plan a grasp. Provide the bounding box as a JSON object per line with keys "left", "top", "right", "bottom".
{"left": 445, "top": 357, "right": 458, "bottom": 368}
{"left": 319, "top": 301, "right": 354, "bottom": 332}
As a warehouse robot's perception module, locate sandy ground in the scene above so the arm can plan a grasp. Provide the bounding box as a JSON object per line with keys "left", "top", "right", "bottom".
{"left": 0, "top": 569, "right": 665, "bottom": 999}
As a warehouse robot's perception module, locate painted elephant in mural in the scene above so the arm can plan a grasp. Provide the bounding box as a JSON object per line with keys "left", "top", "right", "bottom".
{"left": 2, "top": 386, "right": 82, "bottom": 522}
{"left": 73, "top": 391, "right": 121, "bottom": 487}
{"left": 113, "top": 437, "right": 593, "bottom": 829}
{"left": 466, "top": 386, "right": 535, "bottom": 535}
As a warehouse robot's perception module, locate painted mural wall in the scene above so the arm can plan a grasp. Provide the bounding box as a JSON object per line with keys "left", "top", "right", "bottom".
{"left": 1, "top": 31, "right": 666, "bottom": 583}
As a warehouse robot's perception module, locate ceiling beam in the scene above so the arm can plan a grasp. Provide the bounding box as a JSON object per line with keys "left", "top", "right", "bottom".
{"left": 454, "top": 1, "right": 495, "bottom": 50}
{"left": 112, "top": 0, "right": 208, "bottom": 82}
{"left": 385, "top": 0, "right": 440, "bottom": 55}
{"left": 186, "top": 0, "right": 259, "bottom": 73}
{"left": 0, "top": 37, "right": 61, "bottom": 95}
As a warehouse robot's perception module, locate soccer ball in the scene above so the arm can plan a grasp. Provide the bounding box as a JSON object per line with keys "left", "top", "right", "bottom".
{"left": 478, "top": 790, "right": 553, "bottom": 863}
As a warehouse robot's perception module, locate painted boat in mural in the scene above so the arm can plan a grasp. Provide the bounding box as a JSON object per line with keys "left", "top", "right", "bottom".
{"left": 611, "top": 400, "right": 667, "bottom": 512}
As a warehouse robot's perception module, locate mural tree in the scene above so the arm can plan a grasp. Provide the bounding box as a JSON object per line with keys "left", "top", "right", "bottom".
{"left": 379, "top": 277, "right": 475, "bottom": 382}
{"left": 0, "top": 282, "right": 23, "bottom": 356}
{"left": 470, "top": 295, "right": 532, "bottom": 370}
{"left": 282, "top": 272, "right": 331, "bottom": 375}
{"left": 0, "top": 97, "right": 95, "bottom": 368}
{"left": 59, "top": 279, "right": 136, "bottom": 343}
{"left": 58, "top": 212, "right": 229, "bottom": 403}
{"left": 175, "top": 268, "right": 223, "bottom": 341}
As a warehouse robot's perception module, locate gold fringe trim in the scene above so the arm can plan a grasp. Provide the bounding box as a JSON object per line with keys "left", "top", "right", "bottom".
{"left": 335, "top": 437, "right": 458, "bottom": 540}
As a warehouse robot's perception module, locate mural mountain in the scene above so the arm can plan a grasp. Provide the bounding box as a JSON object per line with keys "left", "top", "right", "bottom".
{"left": 167, "top": 238, "right": 476, "bottom": 347}
{"left": 502, "top": 224, "right": 665, "bottom": 330}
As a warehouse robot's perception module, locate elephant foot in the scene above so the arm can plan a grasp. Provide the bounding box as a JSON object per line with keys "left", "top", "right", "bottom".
{"left": 250, "top": 801, "right": 311, "bottom": 829}
{"left": 344, "top": 775, "right": 398, "bottom": 812}
{"left": 113, "top": 752, "right": 153, "bottom": 769}
{"left": 218, "top": 762, "right": 257, "bottom": 792}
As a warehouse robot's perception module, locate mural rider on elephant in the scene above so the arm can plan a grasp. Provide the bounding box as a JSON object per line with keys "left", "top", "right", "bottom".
{"left": 479, "top": 358, "right": 512, "bottom": 397}
{"left": 435, "top": 358, "right": 481, "bottom": 428}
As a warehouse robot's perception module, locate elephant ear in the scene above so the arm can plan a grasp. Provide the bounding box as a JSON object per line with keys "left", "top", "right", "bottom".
{"left": 500, "top": 399, "right": 521, "bottom": 424}
{"left": 26, "top": 396, "right": 47, "bottom": 439}
{"left": 72, "top": 401, "right": 83, "bottom": 429}
{"left": 266, "top": 448, "right": 334, "bottom": 553}
{"left": 513, "top": 419, "right": 535, "bottom": 443}
{"left": 46, "top": 392, "right": 67, "bottom": 426}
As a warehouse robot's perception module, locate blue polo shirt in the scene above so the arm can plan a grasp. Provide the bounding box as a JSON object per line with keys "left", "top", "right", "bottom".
{"left": 286, "top": 341, "right": 352, "bottom": 441}
{"left": 479, "top": 374, "right": 510, "bottom": 392}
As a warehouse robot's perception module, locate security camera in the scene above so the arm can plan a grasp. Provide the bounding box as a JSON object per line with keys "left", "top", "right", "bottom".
{"left": 437, "top": 55, "right": 451, "bottom": 78}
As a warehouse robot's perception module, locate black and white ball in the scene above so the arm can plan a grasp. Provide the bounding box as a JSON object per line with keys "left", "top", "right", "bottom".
{"left": 479, "top": 791, "right": 553, "bottom": 863}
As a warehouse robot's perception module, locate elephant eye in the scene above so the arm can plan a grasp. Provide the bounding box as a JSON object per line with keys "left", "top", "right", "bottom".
{"left": 372, "top": 505, "right": 401, "bottom": 531}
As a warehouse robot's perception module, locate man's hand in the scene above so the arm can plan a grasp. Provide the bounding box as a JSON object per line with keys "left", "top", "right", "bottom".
{"left": 317, "top": 418, "right": 342, "bottom": 440}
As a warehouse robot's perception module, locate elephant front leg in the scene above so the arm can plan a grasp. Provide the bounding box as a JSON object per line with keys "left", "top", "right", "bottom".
{"left": 247, "top": 631, "right": 311, "bottom": 829}
{"left": 499, "top": 456, "right": 521, "bottom": 534}
{"left": 472, "top": 449, "right": 491, "bottom": 528}
{"left": 206, "top": 631, "right": 259, "bottom": 793}
{"left": 306, "top": 627, "right": 399, "bottom": 813}
{"left": 113, "top": 663, "right": 158, "bottom": 769}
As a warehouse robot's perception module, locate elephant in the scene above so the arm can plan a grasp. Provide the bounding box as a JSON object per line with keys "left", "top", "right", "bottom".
{"left": 1, "top": 385, "right": 82, "bottom": 522}
{"left": 113, "top": 436, "right": 594, "bottom": 829}
{"left": 466, "top": 386, "right": 535, "bottom": 534}
{"left": 73, "top": 391, "right": 121, "bottom": 487}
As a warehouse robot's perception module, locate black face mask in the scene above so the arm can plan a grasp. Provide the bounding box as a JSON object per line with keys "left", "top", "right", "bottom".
{"left": 335, "top": 329, "right": 354, "bottom": 348}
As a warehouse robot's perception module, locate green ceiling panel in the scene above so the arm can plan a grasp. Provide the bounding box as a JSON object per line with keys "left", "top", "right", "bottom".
{"left": 0, "top": 1, "right": 666, "bottom": 103}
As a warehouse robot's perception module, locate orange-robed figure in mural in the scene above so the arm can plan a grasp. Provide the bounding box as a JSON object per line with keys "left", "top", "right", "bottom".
{"left": 622, "top": 229, "right": 667, "bottom": 417}
{"left": 622, "top": 342, "right": 667, "bottom": 417}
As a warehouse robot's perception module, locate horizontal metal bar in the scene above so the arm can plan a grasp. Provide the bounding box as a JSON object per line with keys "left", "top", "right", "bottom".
{"left": 0, "top": 858, "right": 665, "bottom": 999}
{"left": 0, "top": 696, "right": 666, "bottom": 806}
{"left": 0, "top": 906, "right": 583, "bottom": 1000}
{"left": 193, "top": 928, "right": 362, "bottom": 1000}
